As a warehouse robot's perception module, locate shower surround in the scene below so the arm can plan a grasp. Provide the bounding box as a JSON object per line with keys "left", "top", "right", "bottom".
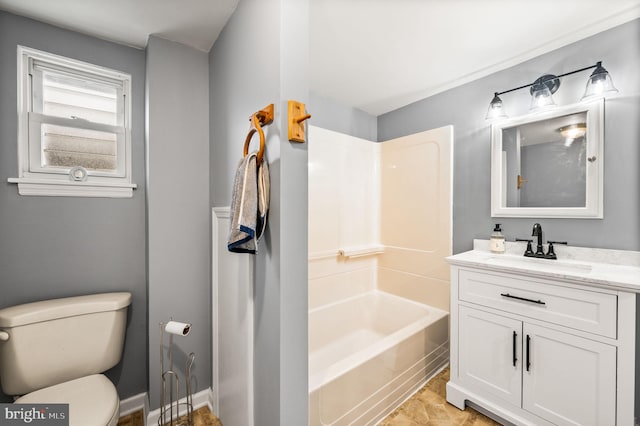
{"left": 308, "top": 125, "right": 453, "bottom": 425}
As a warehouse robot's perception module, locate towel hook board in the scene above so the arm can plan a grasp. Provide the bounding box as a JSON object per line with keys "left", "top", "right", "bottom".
{"left": 244, "top": 104, "right": 274, "bottom": 164}
{"left": 288, "top": 100, "right": 311, "bottom": 143}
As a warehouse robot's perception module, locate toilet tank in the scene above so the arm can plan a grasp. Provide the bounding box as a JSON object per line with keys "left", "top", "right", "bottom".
{"left": 0, "top": 292, "right": 131, "bottom": 396}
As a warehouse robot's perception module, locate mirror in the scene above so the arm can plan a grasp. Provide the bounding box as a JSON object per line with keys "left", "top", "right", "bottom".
{"left": 491, "top": 100, "right": 604, "bottom": 218}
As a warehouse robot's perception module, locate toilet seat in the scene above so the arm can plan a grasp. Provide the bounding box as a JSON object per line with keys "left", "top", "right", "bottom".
{"left": 15, "top": 374, "right": 120, "bottom": 426}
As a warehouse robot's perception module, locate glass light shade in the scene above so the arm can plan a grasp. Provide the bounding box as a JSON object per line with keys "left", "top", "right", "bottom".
{"left": 530, "top": 85, "right": 556, "bottom": 110}
{"left": 486, "top": 93, "right": 507, "bottom": 120}
{"left": 581, "top": 63, "right": 618, "bottom": 100}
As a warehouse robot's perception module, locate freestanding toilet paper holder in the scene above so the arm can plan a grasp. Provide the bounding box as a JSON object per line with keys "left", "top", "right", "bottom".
{"left": 159, "top": 320, "right": 195, "bottom": 426}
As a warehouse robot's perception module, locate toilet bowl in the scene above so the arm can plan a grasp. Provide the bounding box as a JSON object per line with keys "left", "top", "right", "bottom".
{"left": 0, "top": 292, "right": 131, "bottom": 426}
{"left": 16, "top": 375, "right": 120, "bottom": 426}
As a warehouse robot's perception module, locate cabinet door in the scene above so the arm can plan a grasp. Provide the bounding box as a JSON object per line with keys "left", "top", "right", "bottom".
{"left": 522, "top": 323, "right": 616, "bottom": 426}
{"left": 458, "top": 306, "right": 522, "bottom": 406}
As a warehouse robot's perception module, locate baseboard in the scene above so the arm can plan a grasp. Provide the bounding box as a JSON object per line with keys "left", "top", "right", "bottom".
{"left": 207, "top": 387, "right": 216, "bottom": 413}
{"left": 119, "top": 392, "right": 148, "bottom": 418}
{"left": 147, "top": 388, "right": 213, "bottom": 425}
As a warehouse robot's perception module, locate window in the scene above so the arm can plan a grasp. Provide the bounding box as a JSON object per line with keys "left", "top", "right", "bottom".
{"left": 9, "top": 46, "right": 135, "bottom": 197}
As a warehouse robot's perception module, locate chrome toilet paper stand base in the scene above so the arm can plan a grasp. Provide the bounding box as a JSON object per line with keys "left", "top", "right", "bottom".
{"left": 159, "top": 321, "right": 195, "bottom": 426}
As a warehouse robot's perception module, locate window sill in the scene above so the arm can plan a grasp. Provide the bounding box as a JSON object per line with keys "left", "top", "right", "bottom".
{"left": 8, "top": 177, "right": 136, "bottom": 198}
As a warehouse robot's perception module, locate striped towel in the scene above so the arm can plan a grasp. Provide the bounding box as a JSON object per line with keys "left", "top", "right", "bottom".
{"left": 227, "top": 153, "right": 270, "bottom": 253}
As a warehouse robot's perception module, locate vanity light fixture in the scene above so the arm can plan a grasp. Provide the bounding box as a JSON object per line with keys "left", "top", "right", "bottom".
{"left": 486, "top": 61, "right": 617, "bottom": 121}
{"left": 485, "top": 93, "right": 508, "bottom": 120}
{"left": 581, "top": 61, "right": 619, "bottom": 100}
{"left": 529, "top": 76, "right": 558, "bottom": 111}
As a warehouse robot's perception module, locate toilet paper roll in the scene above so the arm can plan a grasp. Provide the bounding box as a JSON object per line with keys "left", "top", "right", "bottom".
{"left": 165, "top": 321, "right": 191, "bottom": 336}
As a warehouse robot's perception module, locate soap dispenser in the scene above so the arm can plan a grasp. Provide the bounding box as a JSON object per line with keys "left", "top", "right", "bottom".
{"left": 490, "top": 224, "right": 506, "bottom": 254}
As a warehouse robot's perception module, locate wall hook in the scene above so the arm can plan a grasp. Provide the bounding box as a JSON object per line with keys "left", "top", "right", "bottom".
{"left": 244, "top": 104, "right": 274, "bottom": 164}
{"left": 288, "top": 100, "right": 311, "bottom": 143}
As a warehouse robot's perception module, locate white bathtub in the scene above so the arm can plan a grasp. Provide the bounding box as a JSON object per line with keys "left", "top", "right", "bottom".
{"left": 309, "top": 291, "right": 449, "bottom": 426}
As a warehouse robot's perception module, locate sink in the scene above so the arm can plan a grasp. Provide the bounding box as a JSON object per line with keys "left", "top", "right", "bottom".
{"left": 485, "top": 255, "right": 593, "bottom": 273}
{"left": 448, "top": 242, "right": 640, "bottom": 290}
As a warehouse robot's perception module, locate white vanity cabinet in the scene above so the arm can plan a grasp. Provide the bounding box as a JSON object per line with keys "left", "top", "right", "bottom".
{"left": 458, "top": 305, "right": 616, "bottom": 425}
{"left": 521, "top": 322, "right": 616, "bottom": 425}
{"left": 447, "top": 246, "right": 639, "bottom": 426}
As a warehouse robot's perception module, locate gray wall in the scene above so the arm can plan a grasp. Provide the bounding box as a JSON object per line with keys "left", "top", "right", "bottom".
{"left": 520, "top": 140, "right": 586, "bottom": 208}
{"left": 208, "top": 3, "right": 280, "bottom": 421}
{"left": 277, "top": 2, "right": 309, "bottom": 423}
{"left": 209, "top": 0, "right": 309, "bottom": 424}
{"left": 379, "top": 19, "right": 640, "bottom": 253}
{"left": 503, "top": 128, "right": 520, "bottom": 207}
{"left": 310, "top": 92, "right": 377, "bottom": 141}
{"left": 146, "top": 36, "right": 211, "bottom": 409}
{"left": 0, "top": 11, "right": 147, "bottom": 402}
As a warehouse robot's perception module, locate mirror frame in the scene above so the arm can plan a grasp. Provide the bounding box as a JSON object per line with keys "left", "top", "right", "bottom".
{"left": 491, "top": 99, "right": 604, "bottom": 218}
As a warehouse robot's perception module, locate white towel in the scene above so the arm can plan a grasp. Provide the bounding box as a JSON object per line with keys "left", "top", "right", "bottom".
{"left": 256, "top": 155, "right": 270, "bottom": 241}
{"left": 227, "top": 153, "right": 270, "bottom": 253}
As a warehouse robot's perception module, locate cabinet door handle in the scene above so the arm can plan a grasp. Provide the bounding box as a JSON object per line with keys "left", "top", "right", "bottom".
{"left": 512, "top": 331, "right": 518, "bottom": 367}
{"left": 500, "top": 293, "right": 546, "bottom": 305}
{"left": 526, "top": 335, "right": 531, "bottom": 372}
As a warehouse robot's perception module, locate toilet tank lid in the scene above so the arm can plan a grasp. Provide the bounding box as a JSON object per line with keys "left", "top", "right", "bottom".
{"left": 0, "top": 292, "right": 131, "bottom": 328}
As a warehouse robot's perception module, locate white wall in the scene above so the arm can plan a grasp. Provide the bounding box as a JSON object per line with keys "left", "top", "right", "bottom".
{"left": 308, "top": 126, "right": 453, "bottom": 311}
{"left": 212, "top": 208, "right": 253, "bottom": 426}
{"left": 308, "top": 126, "right": 379, "bottom": 309}
{"left": 378, "top": 126, "right": 453, "bottom": 311}
{"left": 308, "top": 126, "right": 379, "bottom": 255}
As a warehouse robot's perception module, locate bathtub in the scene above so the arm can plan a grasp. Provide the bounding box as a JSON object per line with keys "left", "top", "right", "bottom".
{"left": 309, "top": 290, "right": 449, "bottom": 426}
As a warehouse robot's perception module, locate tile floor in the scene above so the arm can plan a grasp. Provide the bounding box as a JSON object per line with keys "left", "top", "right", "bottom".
{"left": 116, "top": 409, "right": 144, "bottom": 426}
{"left": 117, "top": 368, "right": 498, "bottom": 426}
{"left": 117, "top": 406, "right": 221, "bottom": 426}
{"left": 380, "top": 367, "right": 500, "bottom": 425}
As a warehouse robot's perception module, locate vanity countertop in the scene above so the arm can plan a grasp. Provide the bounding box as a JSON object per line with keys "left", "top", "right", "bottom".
{"left": 448, "top": 240, "right": 640, "bottom": 293}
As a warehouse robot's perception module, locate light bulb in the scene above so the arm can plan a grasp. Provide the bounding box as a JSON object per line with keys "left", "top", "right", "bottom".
{"left": 581, "top": 62, "right": 618, "bottom": 100}
{"left": 486, "top": 93, "right": 507, "bottom": 121}
{"left": 530, "top": 85, "right": 555, "bottom": 110}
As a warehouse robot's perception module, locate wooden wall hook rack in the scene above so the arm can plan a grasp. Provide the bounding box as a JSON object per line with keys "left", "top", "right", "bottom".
{"left": 288, "top": 100, "right": 311, "bottom": 143}
{"left": 255, "top": 104, "right": 274, "bottom": 126}
{"left": 244, "top": 103, "right": 274, "bottom": 164}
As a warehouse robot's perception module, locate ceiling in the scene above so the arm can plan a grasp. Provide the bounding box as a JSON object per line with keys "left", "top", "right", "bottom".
{"left": 0, "top": 0, "right": 239, "bottom": 52}
{"left": 1, "top": 0, "right": 638, "bottom": 115}
{"left": 310, "top": 0, "right": 640, "bottom": 115}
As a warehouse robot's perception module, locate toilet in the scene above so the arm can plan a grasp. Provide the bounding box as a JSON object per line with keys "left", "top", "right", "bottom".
{"left": 0, "top": 292, "right": 132, "bottom": 426}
